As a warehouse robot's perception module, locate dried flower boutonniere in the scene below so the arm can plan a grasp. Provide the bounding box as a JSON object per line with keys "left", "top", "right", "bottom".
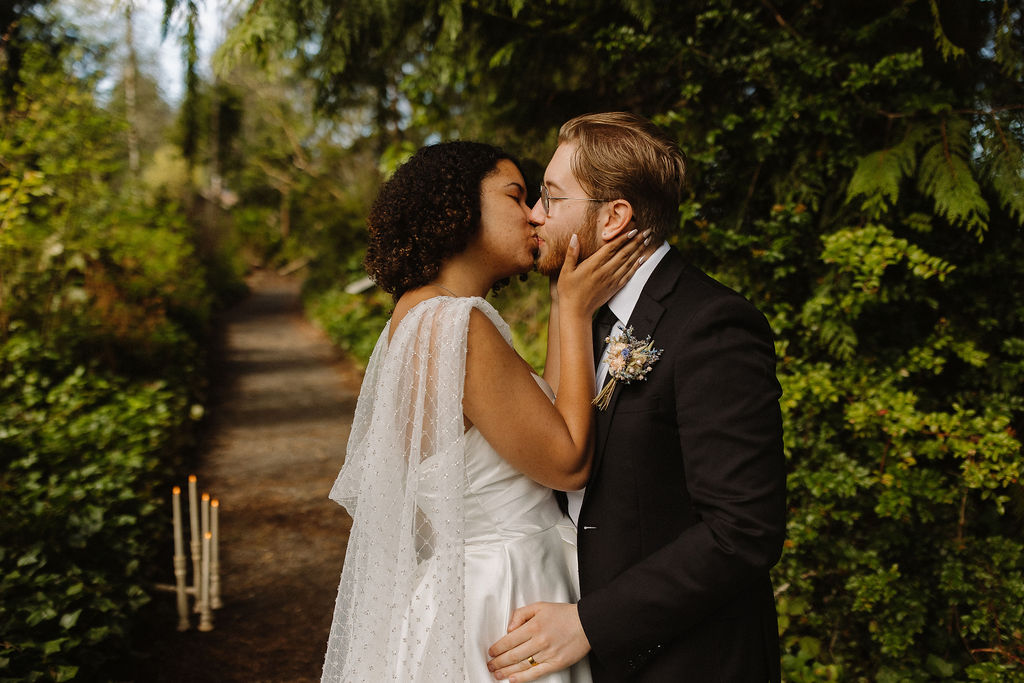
{"left": 593, "top": 326, "right": 663, "bottom": 411}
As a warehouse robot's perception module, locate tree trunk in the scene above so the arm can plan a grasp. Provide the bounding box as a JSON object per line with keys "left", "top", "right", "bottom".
{"left": 124, "top": 2, "right": 140, "bottom": 181}
{"left": 280, "top": 187, "right": 291, "bottom": 239}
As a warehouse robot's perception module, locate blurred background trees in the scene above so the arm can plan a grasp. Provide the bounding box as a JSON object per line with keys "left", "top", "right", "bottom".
{"left": 0, "top": 2, "right": 232, "bottom": 679}
{"left": 2, "top": 0, "right": 1022, "bottom": 679}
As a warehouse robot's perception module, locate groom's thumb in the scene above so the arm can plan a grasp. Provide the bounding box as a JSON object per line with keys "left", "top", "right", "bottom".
{"left": 507, "top": 603, "right": 540, "bottom": 632}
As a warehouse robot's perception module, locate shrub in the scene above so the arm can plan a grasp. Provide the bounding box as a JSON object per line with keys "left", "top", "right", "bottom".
{"left": 0, "top": 332, "right": 190, "bottom": 681}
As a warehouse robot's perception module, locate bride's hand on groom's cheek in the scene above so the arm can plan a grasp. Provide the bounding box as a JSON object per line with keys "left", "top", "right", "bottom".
{"left": 557, "top": 228, "right": 647, "bottom": 317}
{"left": 486, "top": 602, "right": 591, "bottom": 682}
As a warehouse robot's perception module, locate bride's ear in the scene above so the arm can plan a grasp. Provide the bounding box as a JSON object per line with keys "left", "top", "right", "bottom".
{"left": 599, "top": 199, "right": 634, "bottom": 241}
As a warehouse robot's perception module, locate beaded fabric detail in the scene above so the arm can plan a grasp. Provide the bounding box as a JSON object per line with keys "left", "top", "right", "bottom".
{"left": 322, "top": 296, "right": 510, "bottom": 682}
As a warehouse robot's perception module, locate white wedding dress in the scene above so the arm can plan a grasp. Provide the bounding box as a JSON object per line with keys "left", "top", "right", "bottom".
{"left": 322, "top": 296, "right": 591, "bottom": 683}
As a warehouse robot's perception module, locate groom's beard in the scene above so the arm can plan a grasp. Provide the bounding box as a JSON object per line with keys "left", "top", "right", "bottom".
{"left": 535, "top": 223, "right": 599, "bottom": 276}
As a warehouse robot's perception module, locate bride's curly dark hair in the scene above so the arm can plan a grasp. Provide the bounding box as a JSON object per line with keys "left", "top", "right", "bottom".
{"left": 364, "top": 141, "right": 525, "bottom": 298}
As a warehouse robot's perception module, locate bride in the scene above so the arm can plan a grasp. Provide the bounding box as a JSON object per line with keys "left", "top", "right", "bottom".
{"left": 321, "top": 141, "right": 643, "bottom": 682}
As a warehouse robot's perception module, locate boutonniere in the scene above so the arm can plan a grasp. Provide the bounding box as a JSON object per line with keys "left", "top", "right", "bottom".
{"left": 593, "top": 326, "right": 663, "bottom": 411}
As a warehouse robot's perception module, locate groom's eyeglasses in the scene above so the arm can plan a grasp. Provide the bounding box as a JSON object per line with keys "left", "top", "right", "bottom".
{"left": 539, "top": 184, "right": 609, "bottom": 216}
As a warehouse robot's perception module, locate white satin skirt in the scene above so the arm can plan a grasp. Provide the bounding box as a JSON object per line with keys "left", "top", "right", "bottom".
{"left": 395, "top": 521, "right": 592, "bottom": 682}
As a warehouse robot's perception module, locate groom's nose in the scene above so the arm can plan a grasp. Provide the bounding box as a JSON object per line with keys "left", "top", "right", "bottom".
{"left": 528, "top": 198, "right": 546, "bottom": 225}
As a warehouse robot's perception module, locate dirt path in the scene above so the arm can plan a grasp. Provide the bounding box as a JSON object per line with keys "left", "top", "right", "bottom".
{"left": 139, "top": 271, "right": 362, "bottom": 682}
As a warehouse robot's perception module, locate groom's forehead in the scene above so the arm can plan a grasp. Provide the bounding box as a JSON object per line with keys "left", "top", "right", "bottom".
{"left": 543, "top": 144, "right": 578, "bottom": 188}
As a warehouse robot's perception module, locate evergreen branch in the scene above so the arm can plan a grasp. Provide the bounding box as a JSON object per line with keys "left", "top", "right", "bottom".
{"left": 253, "top": 158, "right": 296, "bottom": 191}
{"left": 734, "top": 162, "right": 762, "bottom": 232}
{"left": 160, "top": 0, "right": 174, "bottom": 40}
{"left": 462, "top": 4, "right": 539, "bottom": 28}
{"left": 876, "top": 104, "right": 1024, "bottom": 120}
{"left": 991, "top": 115, "right": 1010, "bottom": 155}
{"left": 983, "top": 124, "right": 1024, "bottom": 225}
{"left": 758, "top": 0, "right": 803, "bottom": 41}
{"left": 845, "top": 127, "right": 922, "bottom": 215}
{"left": 969, "top": 647, "right": 1024, "bottom": 666}
{"left": 940, "top": 118, "right": 955, "bottom": 179}
{"left": 929, "top": 0, "right": 966, "bottom": 61}
{"left": 917, "top": 118, "right": 990, "bottom": 235}
{"left": 956, "top": 488, "right": 967, "bottom": 543}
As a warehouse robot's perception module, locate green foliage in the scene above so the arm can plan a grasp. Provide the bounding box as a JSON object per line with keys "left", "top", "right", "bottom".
{"left": 306, "top": 285, "right": 393, "bottom": 369}
{"left": 0, "top": 332, "right": 188, "bottom": 681}
{"left": 488, "top": 274, "right": 552, "bottom": 374}
{"left": 1, "top": 9, "right": 218, "bottom": 679}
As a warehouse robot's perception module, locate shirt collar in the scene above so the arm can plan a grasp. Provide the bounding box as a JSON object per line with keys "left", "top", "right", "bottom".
{"left": 607, "top": 240, "right": 671, "bottom": 325}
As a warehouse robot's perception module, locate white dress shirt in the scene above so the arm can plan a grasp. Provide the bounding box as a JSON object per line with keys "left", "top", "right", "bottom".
{"left": 567, "top": 240, "right": 671, "bottom": 526}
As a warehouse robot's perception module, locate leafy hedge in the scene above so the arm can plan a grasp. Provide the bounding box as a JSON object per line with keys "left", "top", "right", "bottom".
{"left": 0, "top": 334, "right": 192, "bottom": 682}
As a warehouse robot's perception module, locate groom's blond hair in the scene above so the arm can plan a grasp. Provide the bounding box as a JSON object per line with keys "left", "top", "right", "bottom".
{"left": 558, "top": 112, "right": 686, "bottom": 241}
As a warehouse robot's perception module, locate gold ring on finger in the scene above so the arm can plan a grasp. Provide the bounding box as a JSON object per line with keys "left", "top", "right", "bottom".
{"left": 527, "top": 655, "right": 539, "bottom": 667}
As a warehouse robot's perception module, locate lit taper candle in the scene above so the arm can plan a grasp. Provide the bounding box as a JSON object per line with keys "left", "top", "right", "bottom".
{"left": 210, "top": 498, "right": 222, "bottom": 609}
{"left": 198, "top": 531, "right": 214, "bottom": 631}
{"left": 188, "top": 475, "right": 200, "bottom": 598}
{"left": 172, "top": 486, "right": 189, "bottom": 630}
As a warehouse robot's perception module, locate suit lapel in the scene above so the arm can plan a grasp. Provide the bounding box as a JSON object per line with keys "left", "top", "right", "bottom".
{"left": 591, "top": 247, "right": 686, "bottom": 478}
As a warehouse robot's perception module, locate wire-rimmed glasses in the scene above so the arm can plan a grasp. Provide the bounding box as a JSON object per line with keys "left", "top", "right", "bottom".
{"left": 539, "top": 184, "right": 609, "bottom": 215}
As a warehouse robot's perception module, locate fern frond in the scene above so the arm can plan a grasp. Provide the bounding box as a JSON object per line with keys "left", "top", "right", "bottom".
{"left": 489, "top": 42, "right": 517, "bottom": 69}
{"left": 928, "top": 0, "right": 966, "bottom": 61}
{"left": 506, "top": 0, "right": 527, "bottom": 18}
{"left": 916, "top": 118, "right": 989, "bottom": 237}
{"left": 981, "top": 118, "right": 1024, "bottom": 227}
{"left": 902, "top": 213, "right": 933, "bottom": 233}
{"left": 800, "top": 284, "right": 859, "bottom": 360}
{"left": 439, "top": 0, "right": 465, "bottom": 46}
{"left": 992, "top": 0, "right": 1024, "bottom": 79}
{"left": 620, "top": 0, "right": 655, "bottom": 28}
{"left": 845, "top": 126, "right": 923, "bottom": 218}
{"left": 214, "top": 12, "right": 280, "bottom": 73}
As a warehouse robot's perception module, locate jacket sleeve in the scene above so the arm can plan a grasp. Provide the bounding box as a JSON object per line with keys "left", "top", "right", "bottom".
{"left": 577, "top": 294, "right": 787, "bottom": 676}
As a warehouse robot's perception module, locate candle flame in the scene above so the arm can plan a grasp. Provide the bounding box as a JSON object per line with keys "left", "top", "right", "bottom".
{"left": 205, "top": 532, "right": 212, "bottom": 539}
{"left": 172, "top": 486, "right": 181, "bottom": 494}
{"left": 202, "top": 493, "right": 210, "bottom": 501}
{"left": 188, "top": 475, "right": 197, "bottom": 482}
{"left": 211, "top": 499, "right": 219, "bottom": 507}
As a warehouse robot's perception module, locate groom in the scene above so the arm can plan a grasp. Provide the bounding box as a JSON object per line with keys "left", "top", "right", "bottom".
{"left": 487, "top": 112, "right": 787, "bottom": 681}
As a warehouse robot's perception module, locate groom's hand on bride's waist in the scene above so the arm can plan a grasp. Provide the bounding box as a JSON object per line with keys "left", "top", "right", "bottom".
{"left": 486, "top": 602, "right": 591, "bottom": 682}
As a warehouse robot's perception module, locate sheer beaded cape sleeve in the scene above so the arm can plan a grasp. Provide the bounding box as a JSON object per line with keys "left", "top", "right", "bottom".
{"left": 322, "top": 295, "right": 513, "bottom": 682}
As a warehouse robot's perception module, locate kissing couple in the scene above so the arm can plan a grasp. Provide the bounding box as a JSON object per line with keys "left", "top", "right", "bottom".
{"left": 321, "top": 112, "right": 787, "bottom": 682}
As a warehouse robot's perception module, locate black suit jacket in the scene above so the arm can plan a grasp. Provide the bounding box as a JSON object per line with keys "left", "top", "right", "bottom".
{"left": 575, "top": 247, "right": 786, "bottom": 682}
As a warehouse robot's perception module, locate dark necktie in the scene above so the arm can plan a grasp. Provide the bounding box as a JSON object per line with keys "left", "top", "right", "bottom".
{"left": 593, "top": 304, "right": 617, "bottom": 369}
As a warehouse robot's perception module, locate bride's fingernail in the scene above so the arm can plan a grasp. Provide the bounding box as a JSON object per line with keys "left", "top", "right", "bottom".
{"left": 643, "top": 229, "right": 652, "bottom": 238}
{"left": 637, "top": 256, "right": 646, "bottom": 265}
{"left": 570, "top": 233, "right": 578, "bottom": 248}
{"left": 626, "top": 228, "right": 638, "bottom": 238}
{"left": 643, "top": 237, "right": 651, "bottom": 246}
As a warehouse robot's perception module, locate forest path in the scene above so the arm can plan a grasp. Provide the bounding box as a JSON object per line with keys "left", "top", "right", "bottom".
{"left": 141, "top": 270, "right": 361, "bottom": 682}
